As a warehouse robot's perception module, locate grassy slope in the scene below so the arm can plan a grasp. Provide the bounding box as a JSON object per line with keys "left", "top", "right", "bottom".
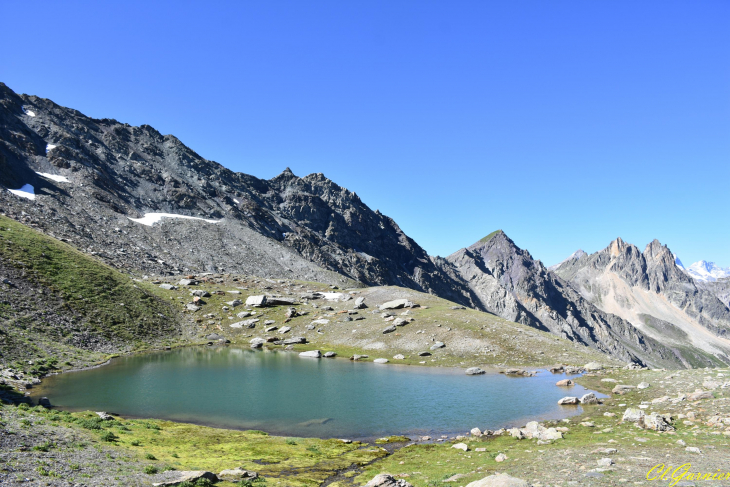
{"left": 0, "top": 215, "right": 186, "bottom": 375}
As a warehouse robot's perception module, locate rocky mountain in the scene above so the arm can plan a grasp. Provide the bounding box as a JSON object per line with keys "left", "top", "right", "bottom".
{"left": 548, "top": 249, "right": 587, "bottom": 271}
{"left": 443, "top": 231, "right": 687, "bottom": 368}
{"left": 0, "top": 82, "right": 474, "bottom": 307}
{"left": 551, "top": 238, "right": 730, "bottom": 367}
{"left": 684, "top": 260, "right": 730, "bottom": 282}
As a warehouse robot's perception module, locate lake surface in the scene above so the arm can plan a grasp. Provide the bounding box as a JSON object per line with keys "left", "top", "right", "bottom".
{"left": 33, "top": 347, "right": 597, "bottom": 438}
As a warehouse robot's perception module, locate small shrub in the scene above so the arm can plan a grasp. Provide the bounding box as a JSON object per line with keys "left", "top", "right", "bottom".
{"left": 144, "top": 453, "right": 157, "bottom": 460}
{"left": 171, "top": 452, "right": 179, "bottom": 458}
{"left": 99, "top": 431, "right": 118, "bottom": 442}
{"left": 69, "top": 463, "right": 80, "bottom": 470}
{"left": 32, "top": 441, "right": 53, "bottom": 452}
{"left": 143, "top": 465, "right": 158, "bottom": 475}
{"left": 285, "top": 438, "right": 297, "bottom": 445}
{"left": 130, "top": 439, "right": 141, "bottom": 446}
{"left": 75, "top": 417, "right": 103, "bottom": 430}
{"left": 19, "top": 419, "right": 31, "bottom": 427}
{"left": 17, "top": 403, "right": 29, "bottom": 410}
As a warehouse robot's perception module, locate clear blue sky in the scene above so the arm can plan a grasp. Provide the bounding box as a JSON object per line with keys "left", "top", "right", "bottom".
{"left": 2, "top": 1, "right": 728, "bottom": 267}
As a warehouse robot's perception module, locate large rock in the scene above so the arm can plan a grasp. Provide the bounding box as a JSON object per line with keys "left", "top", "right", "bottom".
{"left": 687, "top": 390, "right": 713, "bottom": 401}
{"left": 153, "top": 471, "right": 217, "bottom": 487}
{"left": 159, "top": 283, "right": 177, "bottom": 290}
{"left": 354, "top": 296, "right": 367, "bottom": 309}
{"left": 218, "top": 468, "right": 258, "bottom": 482}
{"left": 558, "top": 396, "right": 579, "bottom": 405}
{"left": 245, "top": 295, "right": 267, "bottom": 307}
{"left": 230, "top": 319, "right": 259, "bottom": 329}
{"left": 465, "top": 367, "right": 485, "bottom": 375}
{"left": 300, "top": 350, "right": 322, "bottom": 358}
{"left": 226, "top": 299, "right": 243, "bottom": 307}
{"left": 612, "top": 384, "right": 636, "bottom": 395}
{"left": 364, "top": 473, "right": 414, "bottom": 487}
{"left": 283, "top": 337, "right": 307, "bottom": 345}
{"left": 643, "top": 412, "right": 674, "bottom": 431}
{"left": 267, "top": 297, "right": 297, "bottom": 305}
{"left": 465, "top": 473, "right": 531, "bottom": 487}
{"left": 556, "top": 379, "right": 574, "bottom": 386}
{"left": 383, "top": 325, "right": 397, "bottom": 334}
{"left": 584, "top": 361, "right": 603, "bottom": 371}
{"left": 178, "top": 279, "right": 197, "bottom": 286}
{"left": 580, "top": 393, "right": 599, "bottom": 405}
{"left": 379, "top": 299, "right": 413, "bottom": 310}
{"left": 622, "top": 408, "right": 645, "bottom": 423}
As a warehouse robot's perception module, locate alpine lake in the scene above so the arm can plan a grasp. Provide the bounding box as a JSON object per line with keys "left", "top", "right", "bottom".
{"left": 32, "top": 347, "right": 598, "bottom": 439}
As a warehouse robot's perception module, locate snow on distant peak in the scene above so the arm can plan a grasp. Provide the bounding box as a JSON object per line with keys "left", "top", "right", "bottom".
{"left": 8, "top": 184, "right": 36, "bottom": 200}
{"left": 673, "top": 254, "right": 685, "bottom": 270}
{"left": 127, "top": 213, "right": 221, "bottom": 227}
{"left": 548, "top": 249, "right": 587, "bottom": 271}
{"left": 685, "top": 260, "right": 730, "bottom": 282}
{"left": 22, "top": 107, "right": 36, "bottom": 117}
{"left": 46, "top": 144, "right": 57, "bottom": 153}
{"left": 36, "top": 172, "right": 70, "bottom": 183}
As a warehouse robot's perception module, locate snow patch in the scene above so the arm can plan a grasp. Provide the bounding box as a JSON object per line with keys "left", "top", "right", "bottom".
{"left": 9, "top": 184, "right": 36, "bottom": 200}
{"left": 128, "top": 212, "right": 221, "bottom": 226}
{"left": 46, "top": 144, "right": 57, "bottom": 153}
{"left": 22, "top": 107, "right": 36, "bottom": 117}
{"left": 673, "top": 254, "right": 685, "bottom": 270}
{"left": 36, "top": 172, "right": 69, "bottom": 183}
{"left": 233, "top": 199, "right": 240, "bottom": 204}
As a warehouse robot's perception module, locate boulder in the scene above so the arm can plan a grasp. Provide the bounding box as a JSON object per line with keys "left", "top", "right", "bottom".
{"left": 364, "top": 473, "right": 414, "bottom": 487}
{"left": 508, "top": 428, "right": 525, "bottom": 439}
{"left": 580, "top": 393, "right": 599, "bottom": 405}
{"left": 282, "top": 337, "right": 307, "bottom": 345}
{"left": 538, "top": 428, "right": 563, "bottom": 441}
{"left": 354, "top": 297, "right": 367, "bottom": 309}
{"left": 558, "top": 396, "right": 579, "bottom": 405}
{"left": 351, "top": 354, "right": 368, "bottom": 361}
{"left": 430, "top": 342, "right": 445, "bottom": 350}
{"left": 323, "top": 352, "right": 337, "bottom": 358}
{"left": 153, "top": 471, "right": 218, "bottom": 487}
{"left": 218, "top": 468, "right": 258, "bottom": 482}
{"left": 393, "top": 318, "right": 408, "bottom": 327}
{"left": 687, "top": 390, "right": 713, "bottom": 401}
{"left": 267, "top": 297, "right": 297, "bottom": 305}
{"left": 190, "top": 290, "right": 209, "bottom": 297}
{"left": 226, "top": 299, "right": 243, "bottom": 307}
{"left": 38, "top": 397, "right": 51, "bottom": 407}
{"left": 230, "top": 319, "right": 259, "bottom": 329}
{"left": 245, "top": 295, "right": 267, "bottom": 307}
{"left": 186, "top": 304, "right": 201, "bottom": 312}
{"left": 178, "top": 279, "right": 197, "bottom": 286}
{"left": 205, "top": 333, "right": 224, "bottom": 340}
{"left": 465, "top": 367, "right": 485, "bottom": 375}
{"left": 495, "top": 453, "right": 507, "bottom": 462}
{"left": 285, "top": 307, "right": 298, "bottom": 319}
{"left": 311, "top": 319, "right": 330, "bottom": 325}
{"left": 393, "top": 354, "right": 405, "bottom": 360}
{"left": 418, "top": 351, "right": 432, "bottom": 357}
{"left": 470, "top": 427, "right": 482, "bottom": 436}
{"left": 250, "top": 338, "right": 266, "bottom": 346}
{"left": 643, "top": 412, "right": 674, "bottom": 431}
{"left": 383, "top": 325, "right": 397, "bottom": 334}
{"left": 300, "top": 350, "right": 322, "bottom": 358}
{"left": 452, "top": 442, "right": 468, "bottom": 451}
{"left": 465, "top": 474, "right": 530, "bottom": 487}
{"left": 96, "top": 412, "right": 114, "bottom": 421}
{"left": 278, "top": 326, "right": 292, "bottom": 333}
{"left": 622, "top": 408, "right": 645, "bottom": 423}
{"left": 612, "top": 384, "right": 636, "bottom": 395}
{"left": 159, "top": 283, "right": 177, "bottom": 290}
{"left": 374, "top": 358, "right": 389, "bottom": 364}
{"left": 584, "top": 362, "right": 603, "bottom": 371}
{"left": 637, "top": 382, "right": 650, "bottom": 389}
{"left": 379, "top": 299, "right": 412, "bottom": 310}
{"left": 597, "top": 458, "right": 614, "bottom": 467}
{"left": 236, "top": 311, "right": 252, "bottom": 318}
{"left": 556, "top": 379, "right": 573, "bottom": 386}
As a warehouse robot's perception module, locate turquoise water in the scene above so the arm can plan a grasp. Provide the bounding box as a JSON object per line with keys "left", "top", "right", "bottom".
{"left": 33, "top": 347, "right": 595, "bottom": 438}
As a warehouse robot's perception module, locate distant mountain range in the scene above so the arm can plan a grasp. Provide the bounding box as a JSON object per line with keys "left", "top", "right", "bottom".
{"left": 676, "top": 259, "right": 730, "bottom": 282}
{"left": 2, "top": 82, "right": 729, "bottom": 368}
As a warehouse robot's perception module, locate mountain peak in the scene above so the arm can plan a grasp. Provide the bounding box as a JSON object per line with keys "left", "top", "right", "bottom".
{"left": 478, "top": 229, "right": 504, "bottom": 244}
{"left": 548, "top": 249, "right": 587, "bottom": 271}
